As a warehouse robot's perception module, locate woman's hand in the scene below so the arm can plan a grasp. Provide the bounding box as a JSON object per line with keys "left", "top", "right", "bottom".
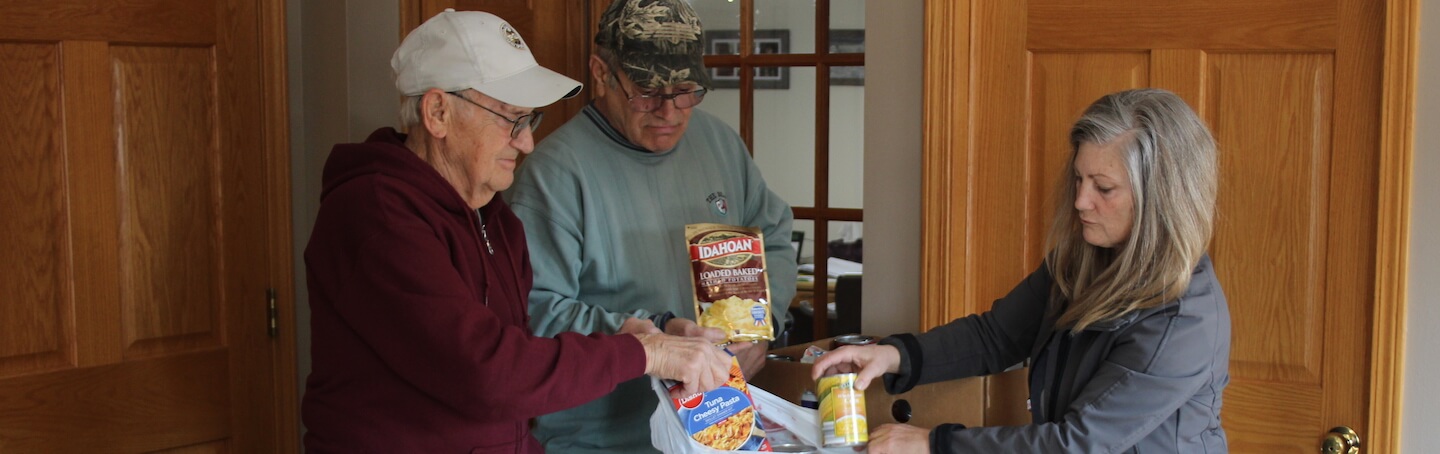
{"left": 809, "top": 344, "right": 901, "bottom": 390}
{"left": 868, "top": 423, "right": 930, "bottom": 453}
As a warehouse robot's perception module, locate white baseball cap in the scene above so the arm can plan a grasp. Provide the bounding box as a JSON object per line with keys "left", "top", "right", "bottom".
{"left": 392, "top": 9, "right": 582, "bottom": 108}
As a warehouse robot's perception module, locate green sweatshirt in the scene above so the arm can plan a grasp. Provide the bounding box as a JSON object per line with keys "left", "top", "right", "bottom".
{"left": 505, "top": 104, "right": 797, "bottom": 453}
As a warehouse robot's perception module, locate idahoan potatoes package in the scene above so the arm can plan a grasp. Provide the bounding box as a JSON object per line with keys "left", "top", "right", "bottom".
{"left": 686, "top": 223, "right": 775, "bottom": 343}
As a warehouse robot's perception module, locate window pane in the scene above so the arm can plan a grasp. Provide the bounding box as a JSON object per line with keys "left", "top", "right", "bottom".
{"left": 695, "top": 90, "right": 740, "bottom": 134}
{"left": 691, "top": 0, "right": 741, "bottom": 35}
{"left": 791, "top": 218, "right": 815, "bottom": 265}
{"left": 828, "top": 66, "right": 863, "bottom": 209}
{"left": 694, "top": 0, "right": 740, "bottom": 95}
{"left": 753, "top": 66, "right": 817, "bottom": 208}
{"left": 702, "top": 30, "right": 790, "bottom": 91}
{"left": 829, "top": 0, "right": 866, "bottom": 50}
{"left": 755, "top": 0, "right": 815, "bottom": 54}
{"left": 827, "top": 220, "right": 864, "bottom": 264}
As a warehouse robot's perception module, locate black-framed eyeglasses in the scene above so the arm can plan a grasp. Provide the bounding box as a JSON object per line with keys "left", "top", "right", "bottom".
{"left": 608, "top": 68, "right": 707, "bottom": 113}
{"left": 446, "top": 91, "right": 543, "bottom": 139}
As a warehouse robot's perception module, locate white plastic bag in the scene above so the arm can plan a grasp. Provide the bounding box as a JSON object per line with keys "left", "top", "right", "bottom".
{"left": 650, "top": 377, "right": 863, "bottom": 453}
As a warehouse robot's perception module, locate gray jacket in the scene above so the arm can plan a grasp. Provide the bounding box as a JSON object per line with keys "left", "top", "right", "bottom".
{"left": 881, "top": 256, "right": 1229, "bottom": 453}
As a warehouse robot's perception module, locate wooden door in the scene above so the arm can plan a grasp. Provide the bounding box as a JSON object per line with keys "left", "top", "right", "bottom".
{"left": 0, "top": 0, "right": 297, "bottom": 452}
{"left": 403, "top": 0, "right": 599, "bottom": 142}
{"left": 922, "top": 0, "right": 1413, "bottom": 452}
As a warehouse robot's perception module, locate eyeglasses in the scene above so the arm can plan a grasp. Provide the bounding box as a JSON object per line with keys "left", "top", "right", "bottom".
{"left": 609, "top": 68, "right": 707, "bottom": 113}
{"left": 446, "top": 92, "right": 543, "bottom": 139}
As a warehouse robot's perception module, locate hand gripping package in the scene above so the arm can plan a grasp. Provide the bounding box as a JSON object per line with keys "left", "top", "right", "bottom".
{"left": 686, "top": 223, "right": 775, "bottom": 343}
{"left": 662, "top": 357, "right": 771, "bottom": 451}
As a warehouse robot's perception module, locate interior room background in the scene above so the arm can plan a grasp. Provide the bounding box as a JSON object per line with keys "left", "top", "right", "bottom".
{"left": 285, "top": 0, "right": 1440, "bottom": 451}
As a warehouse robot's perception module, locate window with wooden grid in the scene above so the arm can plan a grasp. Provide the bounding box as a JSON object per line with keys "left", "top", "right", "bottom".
{"left": 691, "top": 0, "right": 865, "bottom": 341}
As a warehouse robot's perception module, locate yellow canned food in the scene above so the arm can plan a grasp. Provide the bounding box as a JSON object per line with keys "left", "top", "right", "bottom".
{"left": 817, "top": 373, "right": 868, "bottom": 447}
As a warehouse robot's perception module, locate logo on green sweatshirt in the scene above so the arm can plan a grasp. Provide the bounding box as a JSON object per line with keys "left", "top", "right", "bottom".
{"left": 706, "top": 191, "right": 728, "bottom": 216}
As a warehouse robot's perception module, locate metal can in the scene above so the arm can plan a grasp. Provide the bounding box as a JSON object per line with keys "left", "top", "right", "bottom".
{"left": 800, "top": 389, "right": 818, "bottom": 409}
{"left": 817, "top": 373, "right": 868, "bottom": 447}
{"left": 833, "top": 334, "right": 877, "bottom": 347}
{"left": 769, "top": 442, "right": 818, "bottom": 453}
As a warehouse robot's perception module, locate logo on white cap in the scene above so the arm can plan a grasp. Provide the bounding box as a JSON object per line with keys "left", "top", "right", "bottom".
{"left": 392, "top": 9, "right": 581, "bottom": 107}
{"left": 501, "top": 24, "right": 526, "bottom": 50}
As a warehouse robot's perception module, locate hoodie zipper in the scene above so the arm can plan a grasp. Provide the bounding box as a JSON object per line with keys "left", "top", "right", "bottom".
{"left": 480, "top": 225, "right": 494, "bottom": 254}
{"left": 473, "top": 208, "right": 492, "bottom": 307}
{"left": 476, "top": 209, "right": 494, "bottom": 255}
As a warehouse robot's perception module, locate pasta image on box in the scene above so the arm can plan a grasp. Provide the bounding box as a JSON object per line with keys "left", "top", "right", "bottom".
{"left": 686, "top": 223, "right": 775, "bottom": 343}
{"left": 662, "top": 357, "right": 772, "bottom": 451}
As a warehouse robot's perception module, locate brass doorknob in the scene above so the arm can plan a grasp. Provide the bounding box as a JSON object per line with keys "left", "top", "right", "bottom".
{"left": 1321, "top": 426, "right": 1361, "bottom": 454}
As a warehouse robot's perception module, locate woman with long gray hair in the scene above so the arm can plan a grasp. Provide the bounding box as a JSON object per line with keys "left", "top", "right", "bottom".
{"left": 814, "top": 88, "right": 1230, "bottom": 453}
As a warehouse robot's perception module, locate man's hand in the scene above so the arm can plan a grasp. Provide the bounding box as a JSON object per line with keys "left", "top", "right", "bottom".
{"left": 724, "top": 340, "right": 769, "bottom": 378}
{"left": 634, "top": 333, "right": 731, "bottom": 398}
{"left": 663, "top": 317, "right": 727, "bottom": 344}
{"left": 618, "top": 316, "right": 661, "bottom": 335}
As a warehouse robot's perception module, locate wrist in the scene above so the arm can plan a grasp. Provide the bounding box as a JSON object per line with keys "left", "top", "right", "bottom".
{"left": 634, "top": 333, "right": 657, "bottom": 374}
{"left": 883, "top": 344, "right": 902, "bottom": 374}
{"left": 648, "top": 311, "right": 676, "bottom": 332}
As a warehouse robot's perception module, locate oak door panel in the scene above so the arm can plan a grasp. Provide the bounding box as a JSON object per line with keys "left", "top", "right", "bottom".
{"left": 114, "top": 46, "right": 226, "bottom": 359}
{"left": 0, "top": 351, "right": 230, "bottom": 453}
{"left": 0, "top": 42, "right": 73, "bottom": 380}
{"left": 0, "top": 0, "right": 291, "bottom": 451}
{"left": 1028, "top": 52, "right": 1149, "bottom": 244}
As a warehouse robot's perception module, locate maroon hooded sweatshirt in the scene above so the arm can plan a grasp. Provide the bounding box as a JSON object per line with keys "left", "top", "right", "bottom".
{"left": 302, "top": 128, "right": 646, "bottom": 453}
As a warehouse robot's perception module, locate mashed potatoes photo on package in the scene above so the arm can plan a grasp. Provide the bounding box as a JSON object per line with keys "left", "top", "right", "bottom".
{"left": 685, "top": 223, "right": 774, "bottom": 342}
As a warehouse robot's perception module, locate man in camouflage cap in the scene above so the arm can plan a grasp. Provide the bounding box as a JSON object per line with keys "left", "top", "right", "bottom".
{"left": 505, "top": 0, "right": 798, "bottom": 451}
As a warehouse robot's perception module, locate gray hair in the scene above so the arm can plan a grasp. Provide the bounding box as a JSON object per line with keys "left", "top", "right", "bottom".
{"left": 595, "top": 47, "right": 622, "bottom": 88}
{"left": 399, "top": 95, "right": 423, "bottom": 131}
{"left": 1045, "top": 88, "right": 1219, "bottom": 332}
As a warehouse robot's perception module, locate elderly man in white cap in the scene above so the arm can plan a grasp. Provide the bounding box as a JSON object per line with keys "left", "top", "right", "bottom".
{"left": 300, "top": 9, "right": 733, "bottom": 453}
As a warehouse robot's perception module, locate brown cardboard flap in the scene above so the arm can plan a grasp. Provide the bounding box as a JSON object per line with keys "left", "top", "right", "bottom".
{"left": 750, "top": 337, "right": 986, "bottom": 430}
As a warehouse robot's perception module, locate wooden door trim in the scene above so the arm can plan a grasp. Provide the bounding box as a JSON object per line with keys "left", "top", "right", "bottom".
{"left": 919, "top": 0, "right": 1416, "bottom": 448}
{"left": 261, "top": 0, "right": 299, "bottom": 449}
{"left": 920, "top": 0, "right": 971, "bottom": 330}
{"left": 401, "top": 0, "right": 423, "bottom": 40}
{"left": 1369, "top": 0, "right": 1419, "bottom": 452}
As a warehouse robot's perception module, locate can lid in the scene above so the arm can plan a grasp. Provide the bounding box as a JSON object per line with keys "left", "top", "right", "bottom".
{"left": 769, "top": 443, "right": 818, "bottom": 453}
{"left": 833, "top": 334, "right": 877, "bottom": 345}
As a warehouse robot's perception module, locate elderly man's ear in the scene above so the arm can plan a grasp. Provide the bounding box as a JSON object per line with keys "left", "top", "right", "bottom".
{"left": 588, "top": 55, "right": 611, "bottom": 99}
{"left": 420, "top": 88, "right": 454, "bottom": 139}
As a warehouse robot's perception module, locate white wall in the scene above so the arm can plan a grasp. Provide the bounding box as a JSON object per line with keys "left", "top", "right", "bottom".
{"left": 1401, "top": 2, "right": 1439, "bottom": 452}
{"left": 859, "top": 0, "right": 922, "bottom": 336}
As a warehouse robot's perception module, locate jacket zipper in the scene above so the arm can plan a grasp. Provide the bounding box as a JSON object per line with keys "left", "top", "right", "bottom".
{"left": 473, "top": 209, "right": 491, "bottom": 307}
{"left": 480, "top": 223, "right": 494, "bottom": 254}
{"left": 476, "top": 208, "right": 494, "bottom": 255}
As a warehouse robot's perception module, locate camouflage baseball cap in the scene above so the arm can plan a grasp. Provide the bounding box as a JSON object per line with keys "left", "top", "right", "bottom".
{"left": 595, "top": 0, "right": 711, "bottom": 89}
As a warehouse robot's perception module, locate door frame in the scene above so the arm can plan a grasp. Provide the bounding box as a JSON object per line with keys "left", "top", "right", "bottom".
{"left": 918, "top": 1, "right": 1416, "bottom": 452}
{"left": 262, "top": 0, "right": 300, "bottom": 449}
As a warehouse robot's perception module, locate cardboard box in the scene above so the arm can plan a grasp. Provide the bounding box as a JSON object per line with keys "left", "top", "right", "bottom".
{"left": 749, "top": 336, "right": 986, "bottom": 430}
